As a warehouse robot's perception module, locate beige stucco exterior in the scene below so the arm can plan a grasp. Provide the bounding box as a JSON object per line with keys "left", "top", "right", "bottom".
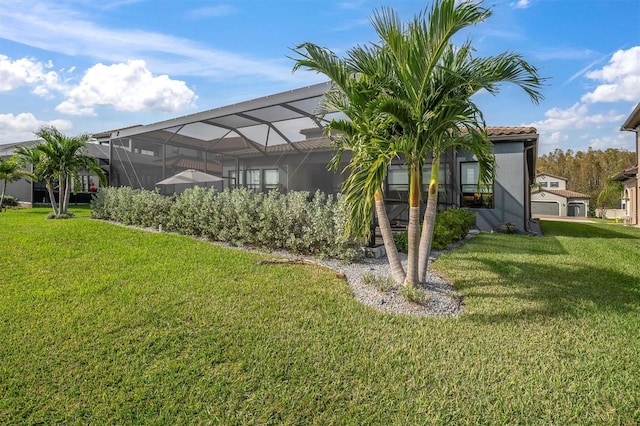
{"left": 616, "top": 103, "right": 640, "bottom": 226}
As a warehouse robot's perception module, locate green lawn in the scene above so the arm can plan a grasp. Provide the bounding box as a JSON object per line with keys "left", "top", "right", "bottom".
{"left": 1, "top": 208, "right": 639, "bottom": 424}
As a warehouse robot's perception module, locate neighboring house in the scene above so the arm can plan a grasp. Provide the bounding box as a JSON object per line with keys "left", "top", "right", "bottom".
{"left": 531, "top": 173, "right": 590, "bottom": 217}
{"left": 0, "top": 140, "right": 109, "bottom": 206}
{"left": 2, "top": 82, "right": 541, "bottom": 234}
{"left": 613, "top": 102, "right": 640, "bottom": 226}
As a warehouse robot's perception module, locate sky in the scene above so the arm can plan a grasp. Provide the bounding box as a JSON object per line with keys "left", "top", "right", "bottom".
{"left": 0, "top": 0, "right": 639, "bottom": 155}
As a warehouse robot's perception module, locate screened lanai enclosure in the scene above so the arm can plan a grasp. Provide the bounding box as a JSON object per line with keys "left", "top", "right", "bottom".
{"left": 105, "top": 82, "right": 538, "bottom": 233}
{"left": 109, "top": 82, "right": 343, "bottom": 194}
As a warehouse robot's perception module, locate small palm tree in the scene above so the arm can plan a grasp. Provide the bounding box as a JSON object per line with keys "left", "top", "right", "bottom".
{"left": 293, "top": 0, "right": 544, "bottom": 287}
{"left": 0, "top": 154, "right": 35, "bottom": 212}
{"left": 16, "top": 127, "right": 106, "bottom": 218}
{"left": 292, "top": 43, "right": 406, "bottom": 283}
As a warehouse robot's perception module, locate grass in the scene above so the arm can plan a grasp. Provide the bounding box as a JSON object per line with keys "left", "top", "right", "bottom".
{"left": 1, "top": 207, "right": 639, "bottom": 424}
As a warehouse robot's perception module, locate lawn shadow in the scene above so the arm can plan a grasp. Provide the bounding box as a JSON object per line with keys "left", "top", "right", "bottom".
{"left": 541, "top": 220, "right": 640, "bottom": 240}
{"left": 461, "top": 257, "right": 640, "bottom": 323}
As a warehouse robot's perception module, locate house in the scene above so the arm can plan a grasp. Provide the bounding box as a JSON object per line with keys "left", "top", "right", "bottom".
{"left": 2, "top": 82, "right": 540, "bottom": 234}
{"left": 104, "top": 82, "right": 540, "bottom": 234}
{"left": 613, "top": 102, "right": 640, "bottom": 225}
{"left": 531, "top": 173, "right": 590, "bottom": 217}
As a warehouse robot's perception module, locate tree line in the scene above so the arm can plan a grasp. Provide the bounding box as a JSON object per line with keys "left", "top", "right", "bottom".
{"left": 536, "top": 148, "right": 635, "bottom": 211}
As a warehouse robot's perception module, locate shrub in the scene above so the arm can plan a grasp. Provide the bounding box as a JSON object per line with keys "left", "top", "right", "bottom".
{"left": 91, "top": 186, "right": 172, "bottom": 228}
{"left": 393, "top": 208, "right": 476, "bottom": 252}
{"left": 91, "top": 186, "right": 360, "bottom": 261}
{"left": 1, "top": 195, "right": 19, "bottom": 209}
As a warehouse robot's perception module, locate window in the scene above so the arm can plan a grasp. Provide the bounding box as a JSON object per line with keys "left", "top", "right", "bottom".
{"left": 460, "top": 162, "right": 493, "bottom": 208}
{"left": 246, "top": 170, "right": 260, "bottom": 192}
{"left": 228, "top": 170, "right": 243, "bottom": 188}
{"left": 539, "top": 181, "right": 548, "bottom": 187}
{"left": 387, "top": 165, "right": 408, "bottom": 192}
{"left": 550, "top": 181, "right": 559, "bottom": 188}
{"left": 264, "top": 169, "right": 279, "bottom": 191}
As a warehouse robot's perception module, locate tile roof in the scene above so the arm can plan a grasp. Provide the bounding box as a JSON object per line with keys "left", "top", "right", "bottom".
{"left": 486, "top": 126, "right": 537, "bottom": 136}
{"left": 536, "top": 172, "right": 568, "bottom": 181}
{"left": 544, "top": 189, "right": 590, "bottom": 199}
{"left": 612, "top": 166, "right": 638, "bottom": 181}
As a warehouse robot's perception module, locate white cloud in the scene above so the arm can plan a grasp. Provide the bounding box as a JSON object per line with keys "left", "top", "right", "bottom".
{"left": 581, "top": 46, "right": 640, "bottom": 103}
{"left": 57, "top": 60, "right": 197, "bottom": 114}
{"left": 55, "top": 101, "right": 97, "bottom": 117}
{"left": 0, "top": 55, "right": 56, "bottom": 92}
{"left": 0, "top": 1, "right": 316, "bottom": 85}
{"left": 0, "top": 113, "right": 72, "bottom": 144}
{"left": 527, "top": 103, "right": 625, "bottom": 133}
{"left": 187, "top": 5, "right": 236, "bottom": 18}
{"left": 510, "top": 0, "right": 531, "bottom": 9}
{"left": 537, "top": 131, "right": 568, "bottom": 154}
{"left": 0, "top": 55, "right": 68, "bottom": 98}
{"left": 586, "top": 133, "right": 636, "bottom": 151}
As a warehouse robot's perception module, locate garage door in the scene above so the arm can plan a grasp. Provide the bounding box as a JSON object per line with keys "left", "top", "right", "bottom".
{"left": 532, "top": 201, "right": 559, "bottom": 216}
{"left": 568, "top": 202, "right": 585, "bottom": 217}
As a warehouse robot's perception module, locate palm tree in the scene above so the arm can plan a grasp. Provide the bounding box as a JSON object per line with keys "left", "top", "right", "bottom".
{"left": 292, "top": 43, "right": 407, "bottom": 284}
{"left": 293, "top": 0, "right": 544, "bottom": 287}
{"left": 0, "top": 154, "right": 35, "bottom": 212}
{"left": 16, "top": 127, "right": 106, "bottom": 218}
{"left": 372, "top": 1, "right": 544, "bottom": 284}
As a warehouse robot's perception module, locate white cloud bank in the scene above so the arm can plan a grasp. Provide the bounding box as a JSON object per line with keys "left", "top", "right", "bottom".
{"left": 529, "top": 46, "right": 639, "bottom": 153}
{"left": 57, "top": 60, "right": 197, "bottom": 116}
{"left": 0, "top": 55, "right": 64, "bottom": 97}
{"left": 0, "top": 113, "right": 72, "bottom": 143}
{"left": 582, "top": 46, "right": 640, "bottom": 103}
{"left": 0, "top": 54, "right": 197, "bottom": 116}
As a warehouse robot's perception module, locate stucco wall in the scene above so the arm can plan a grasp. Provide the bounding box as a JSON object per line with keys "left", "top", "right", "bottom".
{"left": 5, "top": 179, "right": 33, "bottom": 204}
{"left": 457, "top": 141, "right": 527, "bottom": 232}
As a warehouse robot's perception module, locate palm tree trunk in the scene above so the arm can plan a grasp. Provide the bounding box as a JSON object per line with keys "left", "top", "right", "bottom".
{"left": 62, "top": 174, "right": 72, "bottom": 215}
{"left": 374, "top": 188, "right": 406, "bottom": 284}
{"left": 404, "top": 162, "right": 421, "bottom": 286}
{"left": 0, "top": 180, "right": 6, "bottom": 212}
{"left": 418, "top": 158, "right": 439, "bottom": 282}
{"left": 46, "top": 180, "right": 59, "bottom": 216}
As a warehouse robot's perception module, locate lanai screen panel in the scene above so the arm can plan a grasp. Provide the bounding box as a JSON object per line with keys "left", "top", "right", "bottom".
{"left": 109, "top": 82, "right": 334, "bottom": 190}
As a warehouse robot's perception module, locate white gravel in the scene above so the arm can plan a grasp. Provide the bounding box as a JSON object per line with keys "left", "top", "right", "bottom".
{"left": 317, "top": 253, "right": 464, "bottom": 317}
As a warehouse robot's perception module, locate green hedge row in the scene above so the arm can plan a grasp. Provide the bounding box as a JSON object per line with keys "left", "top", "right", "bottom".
{"left": 393, "top": 208, "right": 476, "bottom": 252}
{"left": 91, "top": 186, "right": 360, "bottom": 261}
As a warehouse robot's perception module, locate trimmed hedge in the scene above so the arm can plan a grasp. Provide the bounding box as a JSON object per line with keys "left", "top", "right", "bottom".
{"left": 91, "top": 186, "right": 360, "bottom": 261}
{"left": 393, "top": 208, "right": 476, "bottom": 252}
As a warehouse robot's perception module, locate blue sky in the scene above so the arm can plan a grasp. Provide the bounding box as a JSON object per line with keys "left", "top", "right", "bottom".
{"left": 0, "top": 0, "right": 639, "bottom": 154}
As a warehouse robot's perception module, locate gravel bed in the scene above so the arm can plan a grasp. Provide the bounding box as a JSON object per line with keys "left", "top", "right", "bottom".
{"left": 253, "top": 231, "right": 479, "bottom": 318}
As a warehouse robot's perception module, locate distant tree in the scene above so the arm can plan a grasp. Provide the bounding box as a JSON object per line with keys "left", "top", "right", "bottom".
{"left": 0, "top": 154, "right": 35, "bottom": 211}
{"left": 15, "top": 127, "right": 106, "bottom": 218}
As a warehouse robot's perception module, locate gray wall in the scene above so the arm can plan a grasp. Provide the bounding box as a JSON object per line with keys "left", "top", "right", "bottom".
{"left": 5, "top": 179, "right": 33, "bottom": 204}
{"left": 457, "top": 141, "right": 527, "bottom": 232}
